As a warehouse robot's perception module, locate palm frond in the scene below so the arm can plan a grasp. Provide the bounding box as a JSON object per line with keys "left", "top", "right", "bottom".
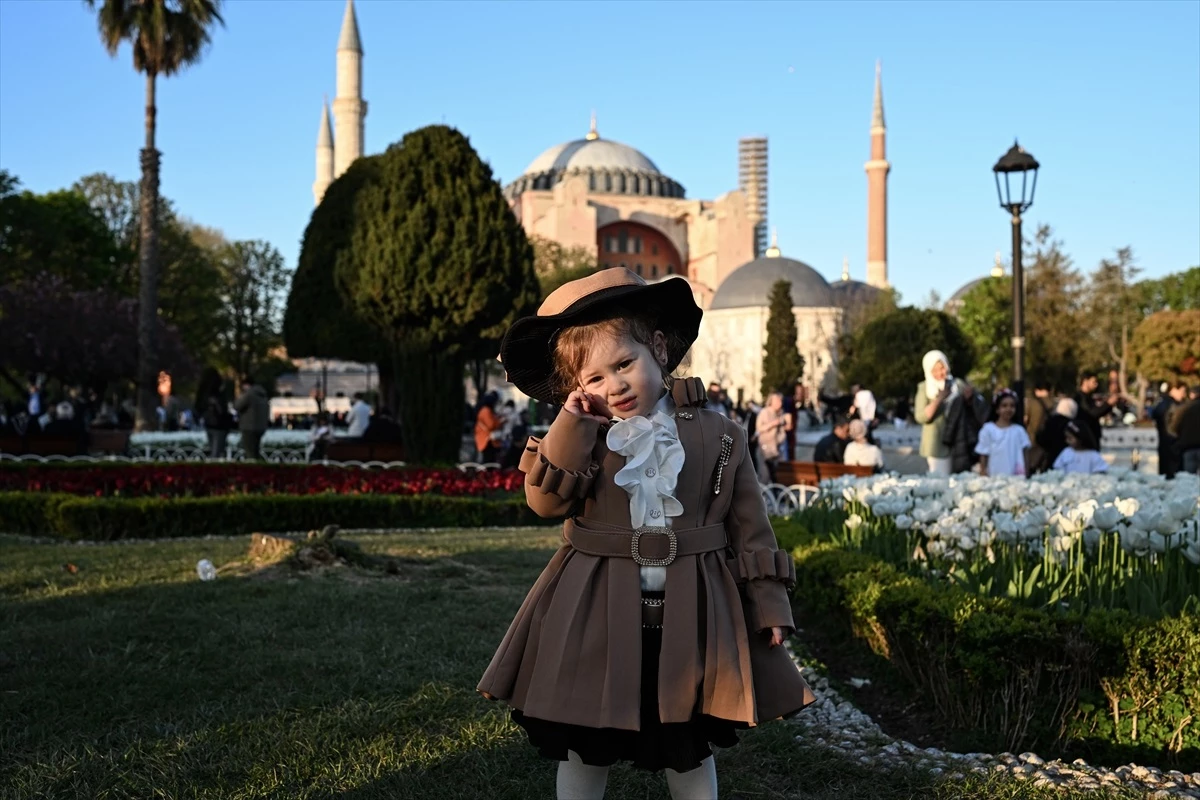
{"left": 84, "top": 0, "right": 224, "bottom": 76}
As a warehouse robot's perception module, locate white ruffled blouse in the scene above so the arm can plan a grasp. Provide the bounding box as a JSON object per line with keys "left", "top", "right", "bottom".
{"left": 605, "top": 393, "right": 685, "bottom": 591}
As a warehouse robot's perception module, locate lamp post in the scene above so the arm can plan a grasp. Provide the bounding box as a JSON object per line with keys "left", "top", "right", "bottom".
{"left": 992, "top": 141, "right": 1039, "bottom": 421}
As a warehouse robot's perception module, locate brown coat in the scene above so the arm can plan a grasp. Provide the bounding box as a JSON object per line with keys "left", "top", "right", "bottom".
{"left": 478, "top": 378, "right": 814, "bottom": 730}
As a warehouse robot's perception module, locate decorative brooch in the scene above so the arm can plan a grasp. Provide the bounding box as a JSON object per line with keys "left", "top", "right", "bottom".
{"left": 713, "top": 434, "right": 734, "bottom": 494}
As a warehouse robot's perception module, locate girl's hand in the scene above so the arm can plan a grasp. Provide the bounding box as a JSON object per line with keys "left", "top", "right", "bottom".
{"left": 564, "top": 390, "right": 612, "bottom": 423}
{"left": 769, "top": 626, "right": 786, "bottom": 647}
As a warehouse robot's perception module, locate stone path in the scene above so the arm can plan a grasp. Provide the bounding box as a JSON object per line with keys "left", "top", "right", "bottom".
{"left": 787, "top": 651, "right": 1200, "bottom": 798}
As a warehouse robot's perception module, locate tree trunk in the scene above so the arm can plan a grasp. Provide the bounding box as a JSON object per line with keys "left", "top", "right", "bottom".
{"left": 392, "top": 341, "right": 466, "bottom": 465}
{"left": 135, "top": 72, "right": 162, "bottom": 432}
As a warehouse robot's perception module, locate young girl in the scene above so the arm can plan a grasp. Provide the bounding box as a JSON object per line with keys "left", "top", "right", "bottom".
{"left": 478, "top": 269, "right": 814, "bottom": 800}
{"left": 975, "top": 388, "right": 1032, "bottom": 477}
{"left": 843, "top": 419, "right": 884, "bottom": 472}
{"left": 1053, "top": 420, "right": 1109, "bottom": 474}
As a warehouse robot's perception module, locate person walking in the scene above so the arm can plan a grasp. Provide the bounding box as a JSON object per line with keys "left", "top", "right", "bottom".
{"left": 1073, "top": 373, "right": 1116, "bottom": 447}
{"left": 754, "top": 392, "right": 788, "bottom": 483}
{"left": 474, "top": 391, "right": 504, "bottom": 464}
{"left": 1024, "top": 382, "right": 1054, "bottom": 474}
{"left": 234, "top": 376, "right": 270, "bottom": 461}
{"left": 196, "top": 367, "right": 233, "bottom": 459}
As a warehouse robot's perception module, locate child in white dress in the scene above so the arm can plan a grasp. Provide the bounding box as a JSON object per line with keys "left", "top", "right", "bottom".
{"left": 1052, "top": 420, "right": 1109, "bottom": 474}
{"left": 975, "top": 388, "right": 1031, "bottom": 477}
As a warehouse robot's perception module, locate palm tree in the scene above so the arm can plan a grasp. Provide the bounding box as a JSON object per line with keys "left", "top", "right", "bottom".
{"left": 85, "top": 0, "right": 224, "bottom": 430}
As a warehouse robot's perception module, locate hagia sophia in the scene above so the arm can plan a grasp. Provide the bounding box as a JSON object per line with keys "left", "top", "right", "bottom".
{"left": 309, "top": 0, "right": 919, "bottom": 405}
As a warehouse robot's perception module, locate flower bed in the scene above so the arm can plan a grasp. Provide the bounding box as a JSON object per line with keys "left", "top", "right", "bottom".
{"left": 0, "top": 463, "right": 524, "bottom": 498}
{"left": 791, "top": 531, "right": 1200, "bottom": 771}
{"left": 816, "top": 471, "right": 1200, "bottom": 618}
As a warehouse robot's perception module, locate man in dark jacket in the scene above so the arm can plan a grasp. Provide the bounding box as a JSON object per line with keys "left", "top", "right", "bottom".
{"left": 1073, "top": 373, "right": 1115, "bottom": 446}
{"left": 234, "top": 377, "right": 270, "bottom": 460}
{"left": 1168, "top": 387, "right": 1200, "bottom": 475}
{"left": 1153, "top": 382, "right": 1189, "bottom": 477}
{"left": 942, "top": 383, "right": 989, "bottom": 474}
{"left": 813, "top": 416, "right": 851, "bottom": 464}
{"left": 1023, "top": 382, "right": 1054, "bottom": 473}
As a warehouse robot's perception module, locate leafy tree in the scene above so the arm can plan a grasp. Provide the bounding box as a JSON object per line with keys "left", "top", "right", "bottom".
{"left": 1023, "top": 226, "right": 1085, "bottom": 391}
{"left": 0, "top": 182, "right": 123, "bottom": 290}
{"left": 73, "top": 172, "right": 225, "bottom": 364}
{"left": 760, "top": 279, "right": 805, "bottom": 399}
{"left": 214, "top": 240, "right": 290, "bottom": 380}
{"left": 1132, "top": 310, "right": 1200, "bottom": 385}
{"left": 839, "top": 307, "right": 975, "bottom": 400}
{"left": 85, "top": 0, "right": 225, "bottom": 431}
{"left": 1134, "top": 266, "right": 1200, "bottom": 315}
{"left": 1083, "top": 246, "right": 1144, "bottom": 409}
{"left": 955, "top": 275, "right": 1011, "bottom": 391}
{"left": 0, "top": 274, "right": 193, "bottom": 392}
{"left": 336, "top": 125, "right": 539, "bottom": 463}
{"left": 531, "top": 234, "right": 599, "bottom": 299}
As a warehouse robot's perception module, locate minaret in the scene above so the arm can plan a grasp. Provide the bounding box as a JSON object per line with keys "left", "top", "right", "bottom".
{"left": 333, "top": 0, "right": 366, "bottom": 179}
{"left": 586, "top": 110, "right": 599, "bottom": 141}
{"left": 991, "top": 251, "right": 1004, "bottom": 278}
{"left": 313, "top": 99, "right": 334, "bottom": 206}
{"left": 841, "top": 256, "right": 850, "bottom": 282}
{"left": 865, "top": 60, "right": 890, "bottom": 289}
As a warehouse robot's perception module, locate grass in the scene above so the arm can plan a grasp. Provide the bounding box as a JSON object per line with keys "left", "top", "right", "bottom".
{"left": 0, "top": 529, "right": 1146, "bottom": 800}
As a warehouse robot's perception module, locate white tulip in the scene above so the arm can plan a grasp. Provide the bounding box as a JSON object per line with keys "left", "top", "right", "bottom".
{"left": 1115, "top": 497, "right": 1140, "bottom": 518}
{"left": 895, "top": 514, "right": 914, "bottom": 530}
{"left": 846, "top": 514, "right": 863, "bottom": 530}
{"left": 1092, "top": 504, "right": 1122, "bottom": 531}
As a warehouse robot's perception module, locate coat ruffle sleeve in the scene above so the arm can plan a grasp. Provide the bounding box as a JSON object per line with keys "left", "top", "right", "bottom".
{"left": 519, "top": 409, "right": 602, "bottom": 518}
{"left": 722, "top": 423, "right": 797, "bottom": 635}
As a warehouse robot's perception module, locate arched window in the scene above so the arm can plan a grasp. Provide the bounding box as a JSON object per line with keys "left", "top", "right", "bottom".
{"left": 604, "top": 235, "right": 615, "bottom": 253}
{"left": 666, "top": 264, "right": 675, "bottom": 275}
{"left": 588, "top": 172, "right": 596, "bottom": 191}
{"left": 650, "top": 265, "right": 659, "bottom": 279}
{"left": 618, "top": 230, "right": 628, "bottom": 253}
{"left": 604, "top": 173, "right": 612, "bottom": 192}
{"left": 634, "top": 264, "right": 642, "bottom": 276}
{"left": 634, "top": 236, "right": 642, "bottom": 254}
{"left": 651, "top": 243, "right": 659, "bottom": 256}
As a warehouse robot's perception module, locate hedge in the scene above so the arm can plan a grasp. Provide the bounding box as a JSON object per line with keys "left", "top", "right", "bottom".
{"left": 793, "top": 537, "right": 1200, "bottom": 771}
{"left": 0, "top": 492, "right": 549, "bottom": 540}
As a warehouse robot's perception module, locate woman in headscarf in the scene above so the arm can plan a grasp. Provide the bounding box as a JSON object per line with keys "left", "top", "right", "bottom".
{"left": 914, "top": 350, "right": 958, "bottom": 475}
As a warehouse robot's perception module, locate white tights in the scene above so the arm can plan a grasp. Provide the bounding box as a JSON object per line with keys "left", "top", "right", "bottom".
{"left": 556, "top": 750, "right": 717, "bottom": 799}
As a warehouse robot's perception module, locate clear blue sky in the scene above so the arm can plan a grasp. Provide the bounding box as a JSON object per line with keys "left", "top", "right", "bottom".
{"left": 1, "top": 0, "right": 1197, "bottom": 305}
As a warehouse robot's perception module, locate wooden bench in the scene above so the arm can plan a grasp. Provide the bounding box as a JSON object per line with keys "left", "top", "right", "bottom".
{"left": 775, "top": 461, "right": 875, "bottom": 487}
{"left": 0, "top": 434, "right": 84, "bottom": 457}
{"left": 323, "top": 439, "right": 407, "bottom": 463}
{"left": 88, "top": 428, "right": 132, "bottom": 455}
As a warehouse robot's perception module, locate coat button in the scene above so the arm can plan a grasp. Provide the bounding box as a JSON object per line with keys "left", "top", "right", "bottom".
{"left": 645, "top": 467, "right": 656, "bottom": 478}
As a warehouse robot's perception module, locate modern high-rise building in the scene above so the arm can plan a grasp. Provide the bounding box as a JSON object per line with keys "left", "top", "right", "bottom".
{"left": 738, "top": 137, "right": 769, "bottom": 258}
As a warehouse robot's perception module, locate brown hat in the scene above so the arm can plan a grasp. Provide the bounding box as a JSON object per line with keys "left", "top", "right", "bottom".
{"left": 499, "top": 268, "right": 702, "bottom": 404}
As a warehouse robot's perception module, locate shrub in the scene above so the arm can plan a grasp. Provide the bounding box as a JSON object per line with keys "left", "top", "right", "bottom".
{"left": 792, "top": 539, "right": 1200, "bottom": 769}
{"left": 0, "top": 492, "right": 546, "bottom": 540}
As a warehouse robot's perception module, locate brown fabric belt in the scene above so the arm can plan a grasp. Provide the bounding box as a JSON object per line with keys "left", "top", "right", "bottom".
{"left": 564, "top": 518, "right": 728, "bottom": 567}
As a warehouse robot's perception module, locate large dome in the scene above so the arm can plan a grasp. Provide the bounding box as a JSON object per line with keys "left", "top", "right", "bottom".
{"left": 504, "top": 121, "right": 685, "bottom": 201}
{"left": 711, "top": 254, "right": 835, "bottom": 310}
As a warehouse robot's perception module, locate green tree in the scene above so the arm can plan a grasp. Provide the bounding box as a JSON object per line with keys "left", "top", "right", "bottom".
{"left": 1131, "top": 310, "right": 1200, "bottom": 385}
{"left": 214, "top": 240, "right": 291, "bottom": 380}
{"left": 0, "top": 181, "right": 123, "bottom": 290}
{"left": 760, "top": 279, "right": 806, "bottom": 399}
{"left": 86, "top": 0, "right": 225, "bottom": 430}
{"left": 531, "top": 234, "right": 599, "bottom": 299}
{"left": 956, "top": 276, "right": 1011, "bottom": 391}
{"left": 1024, "top": 226, "right": 1086, "bottom": 391}
{"left": 336, "top": 126, "right": 539, "bottom": 463}
{"left": 839, "top": 307, "right": 975, "bottom": 400}
{"left": 1083, "top": 246, "right": 1144, "bottom": 409}
{"left": 1134, "top": 266, "right": 1200, "bottom": 315}
{"left": 73, "top": 172, "right": 225, "bottom": 364}
{"left": 283, "top": 158, "right": 393, "bottom": 401}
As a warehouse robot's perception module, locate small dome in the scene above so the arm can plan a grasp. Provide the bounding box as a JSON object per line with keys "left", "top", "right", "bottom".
{"left": 711, "top": 254, "right": 835, "bottom": 310}
{"left": 830, "top": 279, "right": 885, "bottom": 309}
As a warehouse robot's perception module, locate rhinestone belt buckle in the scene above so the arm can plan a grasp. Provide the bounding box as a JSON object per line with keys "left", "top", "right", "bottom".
{"left": 631, "top": 526, "right": 677, "bottom": 567}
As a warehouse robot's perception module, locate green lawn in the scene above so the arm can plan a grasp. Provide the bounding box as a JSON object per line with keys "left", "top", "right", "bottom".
{"left": 0, "top": 530, "right": 1142, "bottom": 799}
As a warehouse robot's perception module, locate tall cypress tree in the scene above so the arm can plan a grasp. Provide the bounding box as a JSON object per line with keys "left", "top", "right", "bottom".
{"left": 336, "top": 125, "right": 539, "bottom": 463}
{"left": 761, "top": 279, "right": 806, "bottom": 400}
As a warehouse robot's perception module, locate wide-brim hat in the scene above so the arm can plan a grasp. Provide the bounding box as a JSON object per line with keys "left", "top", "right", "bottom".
{"left": 500, "top": 268, "right": 702, "bottom": 405}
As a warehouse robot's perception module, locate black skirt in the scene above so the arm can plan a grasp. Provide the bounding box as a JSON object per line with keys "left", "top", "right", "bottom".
{"left": 511, "top": 600, "right": 746, "bottom": 773}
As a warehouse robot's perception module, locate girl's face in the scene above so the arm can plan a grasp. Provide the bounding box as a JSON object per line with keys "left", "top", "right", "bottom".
{"left": 997, "top": 396, "right": 1016, "bottom": 422}
{"left": 578, "top": 330, "right": 668, "bottom": 420}
{"left": 931, "top": 361, "right": 947, "bottom": 382}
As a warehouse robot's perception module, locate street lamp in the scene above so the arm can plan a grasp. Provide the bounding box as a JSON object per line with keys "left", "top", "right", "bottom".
{"left": 992, "top": 141, "right": 1039, "bottom": 418}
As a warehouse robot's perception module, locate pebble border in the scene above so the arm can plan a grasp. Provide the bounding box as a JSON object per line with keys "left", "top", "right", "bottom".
{"left": 787, "top": 647, "right": 1200, "bottom": 798}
